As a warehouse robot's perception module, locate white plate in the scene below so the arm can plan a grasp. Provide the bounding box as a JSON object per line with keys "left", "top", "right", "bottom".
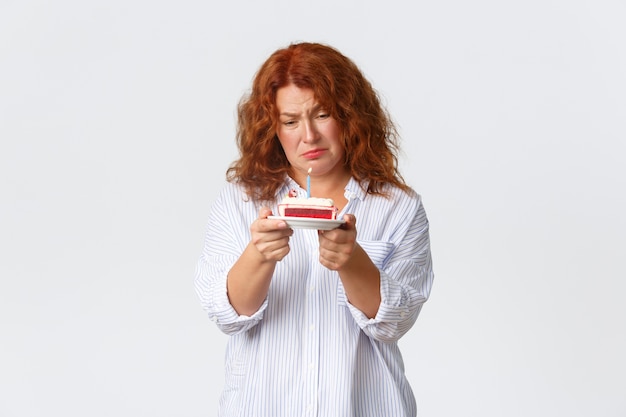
{"left": 268, "top": 216, "right": 345, "bottom": 230}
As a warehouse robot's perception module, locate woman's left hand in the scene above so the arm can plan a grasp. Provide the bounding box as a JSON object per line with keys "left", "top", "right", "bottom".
{"left": 318, "top": 214, "right": 357, "bottom": 271}
{"left": 319, "top": 213, "right": 381, "bottom": 318}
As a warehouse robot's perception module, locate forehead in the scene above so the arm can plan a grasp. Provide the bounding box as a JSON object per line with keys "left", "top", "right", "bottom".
{"left": 275, "top": 84, "right": 318, "bottom": 109}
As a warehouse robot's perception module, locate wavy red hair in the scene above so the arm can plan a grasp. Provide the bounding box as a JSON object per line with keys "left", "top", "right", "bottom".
{"left": 226, "top": 42, "right": 409, "bottom": 202}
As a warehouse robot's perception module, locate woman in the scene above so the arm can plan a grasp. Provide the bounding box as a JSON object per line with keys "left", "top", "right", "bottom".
{"left": 195, "top": 42, "right": 434, "bottom": 417}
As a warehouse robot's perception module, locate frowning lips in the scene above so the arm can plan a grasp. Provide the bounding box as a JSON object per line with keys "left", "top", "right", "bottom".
{"left": 302, "top": 149, "right": 326, "bottom": 159}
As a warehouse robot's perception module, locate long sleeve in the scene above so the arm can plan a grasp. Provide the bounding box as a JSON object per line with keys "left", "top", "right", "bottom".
{"left": 194, "top": 183, "right": 267, "bottom": 335}
{"left": 343, "top": 193, "right": 434, "bottom": 343}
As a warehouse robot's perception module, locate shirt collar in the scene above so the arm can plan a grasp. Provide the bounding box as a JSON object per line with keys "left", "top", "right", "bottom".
{"left": 343, "top": 176, "right": 367, "bottom": 202}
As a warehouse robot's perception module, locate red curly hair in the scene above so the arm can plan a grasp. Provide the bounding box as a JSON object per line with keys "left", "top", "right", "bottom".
{"left": 226, "top": 42, "right": 409, "bottom": 202}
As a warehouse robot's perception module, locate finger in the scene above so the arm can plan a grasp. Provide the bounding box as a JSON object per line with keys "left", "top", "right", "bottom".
{"left": 318, "top": 249, "right": 343, "bottom": 271}
{"left": 320, "top": 223, "right": 354, "bottom": 245}
{"left": 258, "top": 236, "right": 290, "bottom": 253}
{"left": 252, "top": 227, "right": 293, "bottom": 245}
{"left": 318, "top": 232, "right": 340, "bottom": 251}
{"left": 260, "top": 219, "right": 290, "bottom": 232}
{"left": 257, "top": 236, "right": 291, "bottom": 261}
{"left": 253, "top": 214, "right": 290, "bottom": 233}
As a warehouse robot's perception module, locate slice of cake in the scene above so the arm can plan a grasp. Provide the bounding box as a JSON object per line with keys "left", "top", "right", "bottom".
{"left": 278, "top": 193, "right": 338, "bottom": 220}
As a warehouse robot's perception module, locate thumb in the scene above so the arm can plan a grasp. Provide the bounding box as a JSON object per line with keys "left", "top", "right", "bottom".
{"left": 258, "top": 206, "right": 273, "bottom": 219}
{"left": 342, "top": 214, "right": 356, "bottom": 229}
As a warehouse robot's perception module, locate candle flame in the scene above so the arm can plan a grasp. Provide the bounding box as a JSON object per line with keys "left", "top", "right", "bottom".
{"left": 307, "top": 167, "right": 312, "bottom": 174}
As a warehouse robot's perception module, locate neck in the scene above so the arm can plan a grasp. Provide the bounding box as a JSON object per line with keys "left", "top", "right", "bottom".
{"left": 290, "top": 166, "right": 351, "bottom": 201}
{"left": 310, "top": 177, "right": 351, "bottom": 211}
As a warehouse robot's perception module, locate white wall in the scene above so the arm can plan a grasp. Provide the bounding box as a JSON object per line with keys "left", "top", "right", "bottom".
{"left": 1, "top": 0, "right": 624, "bottom": 416}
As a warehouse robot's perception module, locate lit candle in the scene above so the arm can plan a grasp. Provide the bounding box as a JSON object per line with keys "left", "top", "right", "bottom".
{"left": 306, "top": 167, "right": 312, "bottom": 198}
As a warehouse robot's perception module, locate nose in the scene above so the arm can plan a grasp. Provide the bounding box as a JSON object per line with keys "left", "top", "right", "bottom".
{"left": 303, "top": 119, "right": 319, "bottom": 143}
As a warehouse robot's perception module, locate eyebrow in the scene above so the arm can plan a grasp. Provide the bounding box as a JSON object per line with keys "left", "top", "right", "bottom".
{"left": 279, "top": 111, "right": 300, "bottom": 118}
{"left": 279, "top": 104, "right": 324, "bottom": 118}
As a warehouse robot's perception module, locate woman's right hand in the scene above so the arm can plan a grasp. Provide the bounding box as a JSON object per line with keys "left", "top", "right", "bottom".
{"left": 250, "top": 207, "right": 293, "bottom": 262}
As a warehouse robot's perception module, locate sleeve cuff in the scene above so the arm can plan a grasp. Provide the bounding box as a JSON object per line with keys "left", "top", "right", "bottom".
{"left": 344, "top": 271, "right": 413, "bottom": 339}
{"left": 210, "top": 275, "right": 268, "bottom": 334}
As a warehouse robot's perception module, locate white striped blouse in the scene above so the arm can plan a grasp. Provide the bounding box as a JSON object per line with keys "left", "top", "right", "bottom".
{"left": 194, "top": 176, "right": 434, "bottom": 417}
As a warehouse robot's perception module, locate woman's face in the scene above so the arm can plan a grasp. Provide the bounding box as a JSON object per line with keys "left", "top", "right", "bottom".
{"left": 275, "top": 84, "right": 347, "bottom": 184}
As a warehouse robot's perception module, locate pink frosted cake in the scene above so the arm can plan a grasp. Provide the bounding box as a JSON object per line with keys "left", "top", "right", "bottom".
{"left": 278, "top": 194, "right": 338, "bottom": 220}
